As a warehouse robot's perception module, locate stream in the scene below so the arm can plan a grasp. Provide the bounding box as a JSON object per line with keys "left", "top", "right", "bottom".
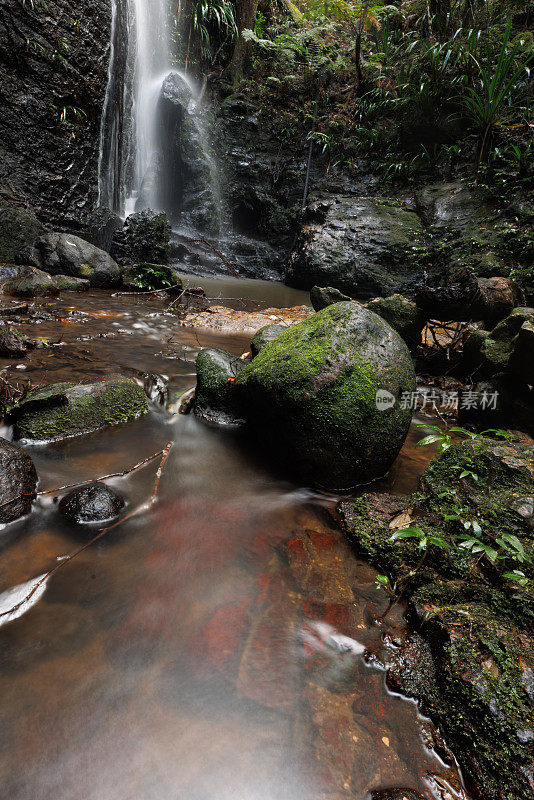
{"left": 0, "top": 281, "right": 468, "bottom": 800}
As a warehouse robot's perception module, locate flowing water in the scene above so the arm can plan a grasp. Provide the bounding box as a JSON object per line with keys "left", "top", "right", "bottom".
{"left": 0, "top": 284, "right": 469, "bottom": 800}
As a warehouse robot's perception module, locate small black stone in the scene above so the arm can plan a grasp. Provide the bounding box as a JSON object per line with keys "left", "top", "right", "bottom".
{"left": 58, "top": 482, "right": 125, "bottom": 524}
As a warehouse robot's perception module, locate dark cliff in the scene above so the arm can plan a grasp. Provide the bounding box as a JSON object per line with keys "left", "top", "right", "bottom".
{"left": 0, "top": 0, "right": 111, "bottom": 227}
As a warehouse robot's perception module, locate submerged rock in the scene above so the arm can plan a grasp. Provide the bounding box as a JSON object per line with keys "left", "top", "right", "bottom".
{"left": 10, "top": 376, "right": 148, "bottom": 442}
{"left": 0, "top": 438, "right": 37, "bottom": 523}
{"left": 310, "top": 285, "right": 352, "bottom": 311}
{"left": 110, "top": 210, "right": 172, "bottom": 267}
{"left": 195, "top": 348, "right": 246, "bottom": 425}
{"left": 59, "top": 482, "right": 125, "bottom": 524}
{"left": 250, "top": 323, "right": 286, "bottom": 356}
{"left": 234, "top": 302, "right": 415, "bottom": 490}
{"left": 365, "top": 294, "right": 425, "bottom": 348}
{"left": 286, "top": 197, "right": 423, "bottom": 298}
{"left": 52, "top": 274, "right": 90, "bottom": 292}
{"left": 30, "top": 233, "right": 121, "bottom": 288}
{"left": 1, "top": 265, "right": 59, "bottom": 297}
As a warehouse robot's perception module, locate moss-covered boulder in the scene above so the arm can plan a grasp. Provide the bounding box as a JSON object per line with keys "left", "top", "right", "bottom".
{"left": 9, "top": 376, "right": 148, "bottom": 442}
{"left": 234, "top": 302, "right": 416, "bottom": 490}
{"left": 1, "top": 266, "right": 59, "bottom": 298}
{"left": 0, "top": 201, "right": 43, "bottom": 262}
{"left": 33, "top": 233, "right": 121, "bottom": 288}
{"left": 194, "top": 348, "right": 246, "bottom": 425}
{"left": 365, "top": 294, "right": 425, "bottom": 348}
{"left": 110, "top": 210, "right": 172, "bottom": 267}
{"left": 250, "top": 323, "right": 286, "bottom": 357}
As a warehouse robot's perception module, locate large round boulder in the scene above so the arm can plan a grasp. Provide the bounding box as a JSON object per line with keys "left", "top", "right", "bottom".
{"left": 0, "top": 438, "right": 37, "bottom": 523}
{"left": 59, "top": 482, "right": 125, "bottom": 524}
{"left": 32, "top": 233, "right": 121, "bottom": 288}
{"left": 234, "top": 302, "right": 415, "bottom": 490}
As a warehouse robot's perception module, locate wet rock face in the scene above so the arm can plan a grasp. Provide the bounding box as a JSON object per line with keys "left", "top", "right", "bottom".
{"left": 0, "top": 202, "right": 43, "bottom": 262}
{"left": 234, "top": 302, "right": 416, "bottom": 490}
{"left": 9, "top": 376, "right": 149, "bottom": 442}
{"left": 0, "top": 0, "right": 111, "bottom": 225}
{"left": 110, "top": 210, "right": 172, "bottom": 267}
{"left": 0, "top": 438, "right": 37, "bottom": 523}
{"left": 59, "top": 482, "right": 125, "bottom": 524}
{"left": 286, "top": 197, "right": 424, "bottom": 298}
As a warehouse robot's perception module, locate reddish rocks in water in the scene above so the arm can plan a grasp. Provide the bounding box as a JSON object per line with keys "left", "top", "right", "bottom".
{"left": 58, "top": 482, "right": 125, "bottom": 524}
{"left": 0, "top": 437, "right": 37, "bottom": 523}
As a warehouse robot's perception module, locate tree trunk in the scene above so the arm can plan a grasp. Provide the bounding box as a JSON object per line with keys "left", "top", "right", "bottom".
{"left": 228, "top": 0, "right": 259, "bottom": 82}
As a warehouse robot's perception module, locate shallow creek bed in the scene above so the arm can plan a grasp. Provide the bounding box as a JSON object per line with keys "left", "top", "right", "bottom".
{"left": 0, "top": 284, "right": 477, "bottom": 800}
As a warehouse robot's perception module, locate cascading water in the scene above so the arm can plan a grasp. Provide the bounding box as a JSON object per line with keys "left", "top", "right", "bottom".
{"left": 98, "top": 0, "right": 223, "bottom": 231}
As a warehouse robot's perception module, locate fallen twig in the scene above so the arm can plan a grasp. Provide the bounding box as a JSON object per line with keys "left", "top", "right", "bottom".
{"left": 0, "top": 442, "right": 173, "bottom": 620}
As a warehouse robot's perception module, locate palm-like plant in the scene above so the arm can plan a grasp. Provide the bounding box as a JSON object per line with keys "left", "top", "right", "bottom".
{"left": 462, "top": 19, "right": 533, "bottom": 176}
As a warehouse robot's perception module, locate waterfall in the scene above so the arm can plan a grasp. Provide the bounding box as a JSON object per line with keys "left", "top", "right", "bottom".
{"left": 98, "top": 0, "right": 223, "bottom": 232}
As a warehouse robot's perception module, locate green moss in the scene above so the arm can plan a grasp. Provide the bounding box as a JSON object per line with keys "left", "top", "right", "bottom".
{"left": 12, "top": 378, "right": 148, "bottom": 442}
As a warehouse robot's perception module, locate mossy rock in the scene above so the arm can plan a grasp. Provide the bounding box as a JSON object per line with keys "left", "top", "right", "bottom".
{"left": 310, "top": 285, "right": 352, "bottom": 311}
{"left": 52, "top": 274, "right": 90, "bottom": 292}
{"left": 10, "top": 376, "right": 148, "bottom": 442}
{"left": 365, "top": 294, "right": 425, "bottom": 347}
{"left": 234, "top": 302, "right": 416, "bottom": 490}
{"left": 194, "top": 348, "right": 246, "bottom": 426}
{"left": 250, "top": 323, "right": 286, "bottom": 357}
{"left": 2, "top": 266, "right": 59, "bottom": 298}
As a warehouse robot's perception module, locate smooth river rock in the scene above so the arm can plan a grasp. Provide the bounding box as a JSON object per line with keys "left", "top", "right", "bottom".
{"left": 234, "top": 302, "right": 416, "bottom": 490}
{"left": 0, "top": 437, "right": 37, "bottom": 523}
{"left": 9, "top": 376, "right": 149, "bottom": 442}
{"left": 59, "top": 482, "right": 125, "bottom": 524}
